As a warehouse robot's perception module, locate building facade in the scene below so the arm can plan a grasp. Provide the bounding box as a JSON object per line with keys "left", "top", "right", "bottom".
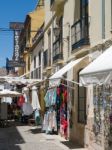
{"left": 17, "top": 0, "right": 112, "bottom": 149}
{"left": 44, "top": 0, "right": 112, "bottom": 149}
{"left": 19, "top": 0, "right": 45, "bottom": 78}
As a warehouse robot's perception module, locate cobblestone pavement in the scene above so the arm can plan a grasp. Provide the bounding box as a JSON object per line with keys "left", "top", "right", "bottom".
{"left": 0, "top": 123, "right": 87, "bottom": 150}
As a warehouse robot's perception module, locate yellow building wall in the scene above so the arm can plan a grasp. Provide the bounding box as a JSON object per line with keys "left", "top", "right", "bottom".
{"left": 18, "top": 67, "right": 24, "bottom": 76}
{"left": 19, "top": 5, "right": 45, "bottom": 76}
{"left": 29, "top": 7, "right": 45, "bottom": 46}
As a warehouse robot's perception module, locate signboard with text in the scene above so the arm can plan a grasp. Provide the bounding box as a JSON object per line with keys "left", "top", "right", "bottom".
{"left": 7, "top": 60, "right": 25, "bottom": 68}
{"left": 9, "top": 22, "right": 24, "bottom": 61}
{"left": 13, "top": 30, "right": 20, "bottom": 61}
{"left": 10, "top": 22, "right": 24, "bottom": 30}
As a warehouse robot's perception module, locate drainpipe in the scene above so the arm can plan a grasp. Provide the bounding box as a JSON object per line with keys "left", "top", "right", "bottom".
{"left": 102, "top": 0, "right": 105, "bottom": 39}
{"left": 51, "top": 11, "right": 54, "bottom": 68}
{"left": 67, "top": 23, "right": 70, "bottom": 58}
{"left": 111, "top": 0, "right": 112, "bottom": 31}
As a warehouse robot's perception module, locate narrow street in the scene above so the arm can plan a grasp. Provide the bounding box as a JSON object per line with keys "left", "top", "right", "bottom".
{"left": 0, "top": 1, "right": 112, "bottom": 150}
{"left": 0, "top": 123, "right": 87, "bottom": 150}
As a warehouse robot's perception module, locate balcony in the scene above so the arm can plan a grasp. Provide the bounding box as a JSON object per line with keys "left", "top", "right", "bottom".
{"left": 50, "top": 0, "right": 65, "bottom": 11}
{"left": 43, "top": 49, "right": 52, "bottom": 71}
{"left": 43, "top": 50, "right": 48, "bottom": 69}
{"left": 71, "top": 17, "right": 89, "bottom": 51}
{"left": 53, "top": 38, "right": 63, "bottom": 63}
{"left": 31, "top": 67, "right": 41, "bottom": 79}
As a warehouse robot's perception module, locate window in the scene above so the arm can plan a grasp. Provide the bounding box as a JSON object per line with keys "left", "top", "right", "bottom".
{"left": 48, "top": 30, "right": 51, "bottom": 66}
{"left": 80, "top": 0, "right": 88, "bottom": 18}
{"left": 59, "top": 16, "right": 63, "bottom": 52}
{"left": 71, "top": 0, "right": 89, "bottom": 50}
{"left": 53, "top": 39, "right": 60, "bottom": 57}
{"left": 71, "top": 21, "right": 81, "bottom": 46}
{"left": 78, "top": 69, "right": 86, "bottom": 124}
{"left": 34, "top": 56, "right": 36, "bottom": 69}
{"left": 43, "top": 50, "right": 48, "bottom": 68}
{"left": 39, "top": 52, "right": 41, "bottom": 66}
{"left": 28, "top": 56, "right": 30, "bottom": 71}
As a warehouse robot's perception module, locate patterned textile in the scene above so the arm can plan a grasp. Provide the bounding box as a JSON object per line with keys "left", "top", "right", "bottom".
{"left": 42, "top": 109, "right": 57, "bottom": 133}
{"left": 44, "top": 88, "right": 57, "bottom": 107}
{"left": 43, "top": 85, "right": 68, "bottom": 139}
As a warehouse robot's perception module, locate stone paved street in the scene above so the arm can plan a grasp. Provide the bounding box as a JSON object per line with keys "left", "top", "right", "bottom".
{"left": 0, "top": 123, "right": 87, "bottom": 150}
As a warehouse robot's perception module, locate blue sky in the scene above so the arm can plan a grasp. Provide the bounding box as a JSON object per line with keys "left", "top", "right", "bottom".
{"left": 0, "top": 0, "right": 38, "bottom": 67}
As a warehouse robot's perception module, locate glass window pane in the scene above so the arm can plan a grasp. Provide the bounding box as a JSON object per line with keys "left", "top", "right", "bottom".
{"left": 79, "top": 111, "right": 85, "bottom": 123}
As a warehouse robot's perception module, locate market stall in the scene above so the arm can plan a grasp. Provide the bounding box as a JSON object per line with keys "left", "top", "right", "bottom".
{"left": 42, "top": 80, "right": 68, "bottom": 139}
{"left": 80, "top": 46, "right": 112, "bottom": 150}
{"left": 0, "top": 89, "right": 22, "bottom": 127}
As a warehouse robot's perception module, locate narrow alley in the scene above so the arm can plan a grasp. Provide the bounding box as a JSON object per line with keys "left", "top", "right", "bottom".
{"left": 0, "top": 0, "right": 112, "bottom": 150}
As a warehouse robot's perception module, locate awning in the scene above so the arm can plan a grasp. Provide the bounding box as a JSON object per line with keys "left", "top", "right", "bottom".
{"left": 0, "top": 89, "right": 22, "bottom": 98}
{"left": 80, "top": 46, "right": 112, "bottom": 85}
{"left": 49, "top": 57, "right": 87, "bottom": 87}
{"left": 6, "top": 78, "right": 42, "bottom": 85}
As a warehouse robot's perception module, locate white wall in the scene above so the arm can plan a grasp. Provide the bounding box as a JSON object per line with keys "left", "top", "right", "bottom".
{"left": 89, "top": 0, "right": 112, "bottom": 47}
{"left": 63, "top": 0, "right": 75, "bottom": 61}
{"left": 89, "top": 0, "right": 102, "bottom": 47}
{"left": 31, "top": 39, "right": 43, "bottom": 71}
{"left": 105, "top": 0, "right": 111, "bottom": 39}
{"left": 44, "top": 0, "right": 53, "bottom": 51}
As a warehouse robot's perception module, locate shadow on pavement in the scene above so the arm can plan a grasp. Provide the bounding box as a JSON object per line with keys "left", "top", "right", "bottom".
{"left": 28, "top": 127, "right": 42, "bottom": 134}
{"left": 61, "top": 141, "right": 84, "bottom": 149}
{"left": 0, "top": 121, "right": 25, "bottom": 150}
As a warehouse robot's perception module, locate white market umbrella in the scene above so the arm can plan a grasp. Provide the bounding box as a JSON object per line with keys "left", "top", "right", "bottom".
{"left": 31, "top": 86, "right": 41, "bottom": 110}
{"left": 22, "top": 87, "right": 30, "bottom": 102}
{"left": 0, "top": 89, "right": 22, "bottom": 98}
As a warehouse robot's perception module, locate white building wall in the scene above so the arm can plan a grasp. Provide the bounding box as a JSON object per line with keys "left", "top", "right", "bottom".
{"left": 89, "top": 0, "right": 102, "bottom": 47}
{"left": 63, "top": 0, "right": 75, "bottom": 61}
{"left": 44, "top": 0, "right": 54, "bottom": 76}
{"left": 44, "top": 0, "right": 52, "bottom": 26}
{"left": 84, "top": 1, "right": 112, "bottom": 149}
{"left": 90, "top": 0, "right": 112, "bottom": 47}
{"left": 44, "top": 0, "right": 52, "bottom": 51}
{"left": 105, "top": 0, "right": 111, "bottom": 39}
{"left": 31, "top": 37, "right": 43, "bottom": 80}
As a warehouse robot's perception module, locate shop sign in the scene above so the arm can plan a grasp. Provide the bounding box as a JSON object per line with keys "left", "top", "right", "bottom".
{"left": 10, "top": 22, "right": 24, "bottom": 30}
{"left": 9, "top": 22, "right": 24, "bottom": 61}
{"left": 7, "top": 60, "right": 25, "bottom": 67}
{"left": 14, "top": 31, "right": 20, "bottom": 61}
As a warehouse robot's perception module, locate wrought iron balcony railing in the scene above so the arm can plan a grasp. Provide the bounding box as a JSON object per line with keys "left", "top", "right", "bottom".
{"left": 53, "top": 38, "right": 63, "bottom": 62}
{"left": 71, "top": 16, "right": 89, "bottom": 51}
